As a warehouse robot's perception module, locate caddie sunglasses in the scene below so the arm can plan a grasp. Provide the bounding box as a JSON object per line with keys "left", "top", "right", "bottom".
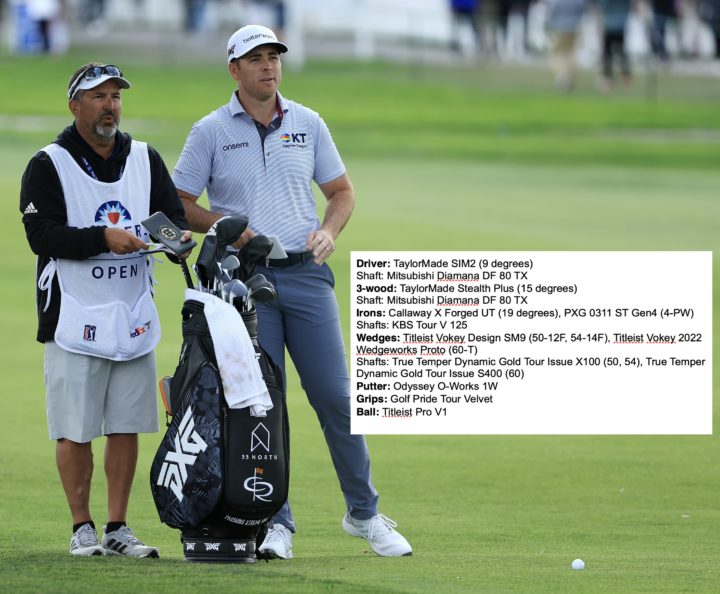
{"left": 68, "top": 65, "right": 123, "bottom": 99}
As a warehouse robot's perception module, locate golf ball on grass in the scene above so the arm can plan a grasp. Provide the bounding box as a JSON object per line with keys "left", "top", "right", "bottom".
{"left": 571, "top": 559, "right": 585, "bottom": 571}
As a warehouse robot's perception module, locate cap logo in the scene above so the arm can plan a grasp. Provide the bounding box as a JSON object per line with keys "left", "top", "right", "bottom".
{"left": 243, "top": 33, "right": 274, "bottom": 43}
{"left": 227, "top": 26, "right": 287, "bottom": 62}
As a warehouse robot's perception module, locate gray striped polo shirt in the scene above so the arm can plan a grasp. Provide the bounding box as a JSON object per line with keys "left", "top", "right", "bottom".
{"left": 173, "top": 91, "right": 346, "bottom": 252}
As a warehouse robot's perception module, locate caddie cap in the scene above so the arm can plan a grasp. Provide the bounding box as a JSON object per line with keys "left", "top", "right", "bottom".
{"left": 68, "top": 64, "right": 130, "bottom": 99}
{"left": 226, "top": 24, "right": 288, "bottom": 63}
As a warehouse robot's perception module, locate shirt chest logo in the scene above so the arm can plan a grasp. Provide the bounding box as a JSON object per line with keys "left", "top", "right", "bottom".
{"left": 223, "top": 142, "right": 249, "bottom": 151}
{"left": 280, "top": 132, "right": 308, "bottom": 148}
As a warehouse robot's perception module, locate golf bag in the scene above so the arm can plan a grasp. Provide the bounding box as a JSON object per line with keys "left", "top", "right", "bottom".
{"left": 150, "top": 297, "right": 289, "bottom": 562}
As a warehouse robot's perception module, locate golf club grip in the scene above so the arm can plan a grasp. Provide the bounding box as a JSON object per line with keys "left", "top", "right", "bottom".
{"left": 181, "top": 260, "right": 194, "bottom": 289}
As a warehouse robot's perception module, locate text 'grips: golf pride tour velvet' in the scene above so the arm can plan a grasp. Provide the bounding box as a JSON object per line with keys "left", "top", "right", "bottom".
{"left": 141, "top": 212, "right": 196, "bottom": 256}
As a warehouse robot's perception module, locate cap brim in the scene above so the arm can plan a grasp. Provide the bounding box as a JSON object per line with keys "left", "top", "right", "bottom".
{"left": 72, "top": 74, "right": 131, "bottom": 96}
{"left": 228, "top": 41, "right": 288, "bottom": 63}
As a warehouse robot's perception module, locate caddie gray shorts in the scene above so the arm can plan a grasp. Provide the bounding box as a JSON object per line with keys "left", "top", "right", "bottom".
{"left": 44, "top": 341, "right": 159, "bottom": 442}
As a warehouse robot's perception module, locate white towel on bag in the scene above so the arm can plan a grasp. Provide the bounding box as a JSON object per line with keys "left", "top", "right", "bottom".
{"left": 186, "top": 289, "right": 272, "bottom": 416}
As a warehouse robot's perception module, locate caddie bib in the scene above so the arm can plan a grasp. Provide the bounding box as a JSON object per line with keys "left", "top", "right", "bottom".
{"left": 42, "top": 141, "right": 160, "bottom": 360}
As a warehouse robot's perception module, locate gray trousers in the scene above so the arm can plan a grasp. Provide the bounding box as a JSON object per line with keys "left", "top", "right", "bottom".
{"left": 256, "top": 259, "right": 379, "bottom": 532}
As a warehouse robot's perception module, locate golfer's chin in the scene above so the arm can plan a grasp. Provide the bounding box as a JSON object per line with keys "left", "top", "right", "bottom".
{"left": 94, "top": 123, "right": 118, "bottom": 139}
{"left": 256, "top": 82, "right": 278, "bottom": 99}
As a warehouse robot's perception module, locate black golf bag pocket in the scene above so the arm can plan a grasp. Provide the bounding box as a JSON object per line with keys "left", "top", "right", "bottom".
{"left": 150, "top": 362, "right": 223, "bottom": 529}
{"left": 223, "top": 348, "right": 288, "bottom": 520}
{"left": 225, "top": 402, "right": 289, "bottom": 519}
{"left": 168, "top": 300, "right": 217, "bottom": 416}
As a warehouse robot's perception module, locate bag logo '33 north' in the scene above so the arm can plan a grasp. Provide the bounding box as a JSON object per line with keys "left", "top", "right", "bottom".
{"left": 250, "top": 422, "right": 270, "bottom": 453}
{"left": 156, "top": 407, "right": 208, "bottom": 502}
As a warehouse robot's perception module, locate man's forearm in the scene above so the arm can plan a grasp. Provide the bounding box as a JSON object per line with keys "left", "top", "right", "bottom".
{"left": 321, "top": 189, "right": 355, "bottom": 240}
{"left": 180, "top": 196, "right": 223, "bottom": 233}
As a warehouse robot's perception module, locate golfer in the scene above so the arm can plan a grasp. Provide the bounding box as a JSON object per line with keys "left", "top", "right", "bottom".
{"left": 173, "top": 25, "right": 411, "bottom": 558}
{"left": 20, "top": 62, "right": 192, "bottom": 557}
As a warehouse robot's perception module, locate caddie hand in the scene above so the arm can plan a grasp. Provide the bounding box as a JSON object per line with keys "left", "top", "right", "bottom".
{"left": 177, "top": 230, "right": 194, "bottom": 260}
{"left": 105, "top": 227, "right": 148, "bottom": 254}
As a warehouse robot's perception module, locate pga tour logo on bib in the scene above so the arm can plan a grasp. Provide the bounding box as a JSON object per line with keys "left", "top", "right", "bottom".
{"left": 94, "top": 201, "right": 132, "bottom": 226}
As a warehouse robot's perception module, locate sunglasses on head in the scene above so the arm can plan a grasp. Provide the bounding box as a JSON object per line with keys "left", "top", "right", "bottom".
{"left": 68, "top": 65, "right": 123, "bottom": 99}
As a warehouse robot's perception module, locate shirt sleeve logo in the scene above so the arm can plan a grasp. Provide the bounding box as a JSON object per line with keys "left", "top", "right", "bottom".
{"left": 95, "top": 201, "right": 132, "bottom": 226}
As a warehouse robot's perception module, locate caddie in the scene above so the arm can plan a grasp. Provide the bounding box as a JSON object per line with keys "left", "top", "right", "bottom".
{"left": 19, "top": 62, "right": 192, "bottom": 557}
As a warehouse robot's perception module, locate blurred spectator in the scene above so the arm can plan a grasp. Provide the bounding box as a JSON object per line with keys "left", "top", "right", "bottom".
{"left": 449, "top": 0, "right": 483, "bottom": 53}
{"left": 247, "top": 0, "right": 286, "bottom": 39}
{"left": 80, "top": 0, "right": 105, "bottom": 27}
{"left": 544, "top": 0, "right": 588, "bottom": 91}
{"left": 650, "top": 0, "right": 678, "bottom": 59}
{"left": 698, "top": 0, "right": 720, "bottom": 55}
{"left": 498, "top": 0, "right": 531, "bottom": 57}
{"left": 183, "top": 0, "right": 207, "bottom": 32}
{"left": 27, "top": 0, "right": 62, "bottom": 53}
{"left": 597, "top": 0, "right": 633, "bottom": 91}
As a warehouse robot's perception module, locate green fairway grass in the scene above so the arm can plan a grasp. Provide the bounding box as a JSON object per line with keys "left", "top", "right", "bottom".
{"left": 0, "top": 51, "right": 718, "bottom": 593}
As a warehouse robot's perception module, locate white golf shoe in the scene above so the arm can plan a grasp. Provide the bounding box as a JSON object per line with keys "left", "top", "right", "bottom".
{"left": 69, "top": 523, "right": 105, "bottom": 556}
{"left": 102, "top": 525, "right": 159, "bottom": 558}
{"left": 258, "top": 524, "right": 293, "bottom": 559}
{"left": 342, "top": 513, "right": 412, "bottom": 557}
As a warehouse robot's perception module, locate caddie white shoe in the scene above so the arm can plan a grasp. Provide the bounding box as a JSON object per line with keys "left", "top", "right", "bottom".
{"left": 69, "top": 523, "right": 105, "bottom": 556}
{"left": 102, "top": 525, "right": 159, "bottom": 558}
{"left": 342, "top": 513, "right": 412, "bottom": 557}
{"left": 258, "top": 524, "right": 293, "bottom": 559}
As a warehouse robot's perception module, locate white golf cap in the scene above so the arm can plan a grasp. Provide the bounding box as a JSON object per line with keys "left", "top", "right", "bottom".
{"left": 68, "top": 65, "right": 130, "bottom": 99}
{"left": 226, "top": 24, "right": 288, "bottom": 63}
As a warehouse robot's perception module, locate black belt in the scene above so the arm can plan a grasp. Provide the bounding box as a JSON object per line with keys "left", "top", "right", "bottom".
{"left": 265, "top": 251, "right": 313, "bottom": 268}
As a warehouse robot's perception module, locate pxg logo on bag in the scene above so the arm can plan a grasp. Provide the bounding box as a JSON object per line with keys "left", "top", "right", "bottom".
{"left": 156, "top": 407, "right": 208, "bottom": 502}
